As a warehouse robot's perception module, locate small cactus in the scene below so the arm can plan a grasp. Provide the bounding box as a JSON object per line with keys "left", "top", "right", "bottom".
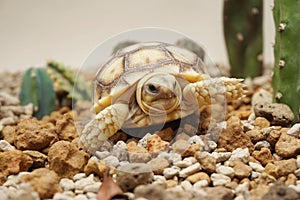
{"left": 273, "top": 0, "right": 300, "bottom": 123}
{"left": 19, "top": 67, "right": 56, "bottom": 119}
{"left": 223, "top": 0, "right": 263, "bottom": 78}
{"left": 47, "top": 61, "right": 91, "bottom": 103}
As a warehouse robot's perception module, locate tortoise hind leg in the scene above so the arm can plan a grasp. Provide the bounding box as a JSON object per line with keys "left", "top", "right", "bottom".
{"left": 183, "top": 77, "right": 246, "bottom": 106}
{"left": 80, "top": 103, "right": 129, "bottom": 153}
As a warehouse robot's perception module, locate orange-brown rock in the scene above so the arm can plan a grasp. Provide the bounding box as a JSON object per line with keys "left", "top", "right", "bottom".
{"left": 218, "top": 116, "right": 254, "bottom": 152}
{"left": 252, "top": 147, "right": 274, "bottom": 166}
{"left": 14, "top": 118, "right": 58, "bottom": 150}
{"left": 48, "top": 141, "right": 89, "bottom": 178}
{"left": 20, "top": 168, "right": 61, "bottom": 199}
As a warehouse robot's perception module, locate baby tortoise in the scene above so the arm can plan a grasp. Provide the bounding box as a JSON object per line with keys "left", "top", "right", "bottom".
{"left": 80, "top": 42, "right": 245, "bottom": 152}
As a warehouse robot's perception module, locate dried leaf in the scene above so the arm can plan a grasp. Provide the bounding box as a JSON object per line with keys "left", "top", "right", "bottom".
{"left": 97, "top": 170, "right": 127, "bottom": 200}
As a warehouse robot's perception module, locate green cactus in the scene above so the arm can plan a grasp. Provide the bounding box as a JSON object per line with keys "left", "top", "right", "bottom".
{"left": 273, "top": 0, "right": 300, "bottom": 123}
{"left": 47, "top": 61, "right": 91, "bottom": 102}
{"left": 175, "top": 38, "right": 205, "bottom": 60}
{"left": 112, "top": 41, "right": 138, "bottom": 54}
{"left": 19, "top": 67, "right": 56, "bottom": 119}
{"left": 223, "top": 0, "right": 263, "bottom": 78}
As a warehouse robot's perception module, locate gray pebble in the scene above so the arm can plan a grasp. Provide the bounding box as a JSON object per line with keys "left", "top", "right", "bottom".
{"left": 95, "top": 150, "right": 110, "bottom": 160}
{"left": 157, "top": 152, "right": 182, "bottom": 164}
{"left": 103, "top": 155, "right": 119, "bottom": 168}
{"left": 254, "top": 102, "right": 294, "bottom": 126}
{"left": 112, "top": 141, "right": 128, "bottom": 161}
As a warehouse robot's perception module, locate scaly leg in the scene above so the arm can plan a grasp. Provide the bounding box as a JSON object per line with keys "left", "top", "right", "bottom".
{"left": 183, "top": 77, "right": 246, "bottom": 106}
{"left": 80, "top": 103, "right": 129, "bottom": 153}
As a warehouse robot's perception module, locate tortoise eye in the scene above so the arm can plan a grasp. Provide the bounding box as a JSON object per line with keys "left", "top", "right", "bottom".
{"left": 146, "top": 84, "right": 158, "bottom": 93}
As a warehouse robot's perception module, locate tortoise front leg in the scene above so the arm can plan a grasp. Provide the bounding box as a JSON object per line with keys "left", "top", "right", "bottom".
{"left": 183, "top": 77, "right": 246, "bottom": 106}
{"left": 80, "top": 103, "right": 129, "bottom": 153}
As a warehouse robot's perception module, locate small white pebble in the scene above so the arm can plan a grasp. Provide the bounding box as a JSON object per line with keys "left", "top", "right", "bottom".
{"left": 180, "top": 180, "right": 193, "bottom": 191}
{"left": 294, "top": 169, "right": 300, "bottom": 177}
{"left": 211, "top": 152, "right": 232, "bottom": 163}
{"left": 234, "top": 194, "right": 245, "bottom": 200}
{"left": 296, "top": 157, "right": 300, "bottom": 168}
{"left": 53, "top": 193, "right": 74, "bottom": 200}
{"left": 249, "top": 162, "right": 264, "bottom": 172}
{"left": 83, "top": 182, "right": 101, "bottom": 193}
{"left": 193, "top": 180, "right": 209, "bottom": 189}
{"left": 0, "top": 140, "right": 15, "bottom": 152}
{"left": 210, "top": 173, "right": 231, "bottom": 186}
{"left": 287, "top": 123, "right": 300, "bottom": 138}
{"left": 216, "top": 165, "right": 235, "bottom": 178}
{"left": 288, "top": 184, "right": 300, "bottom": 193}
{"left": 74, "top": 189, "right": 84, "bottom": 194}
{"left": 95, "top": 151, "right": 110, "bottom": 160}
{"left": 254, "top": 141, "right": 270, "bottom": 150}
{"left": 251, "top": 171, "right": 261, "bottom": 179}
{"left": 75, "top": 174, "right": 95, "bottom": 190}
{"left": 74, "top": 194, "right": 88, "bottom": 200}
{"left": 86, "top": 192, "right": 97, "bottom": 199}
{"left": 163, "top": 168, "right": 179, "bottom": 179}
{"left": 73, "top": 173, "right": 86, "bottom": 181}
{"left": 137, "top": 133, "right": 152, "bottom": 148}
{"left": 229, "top": 148, "right": 250, "bottom": 163}
{"left": 235, "top": 182, "right": 249, "bottom": 196}
{"left": 60, "top": 178, "right": 75, "bottom": 191}
{"left": 179, "top": 163, "right": 201, "bottom": 178}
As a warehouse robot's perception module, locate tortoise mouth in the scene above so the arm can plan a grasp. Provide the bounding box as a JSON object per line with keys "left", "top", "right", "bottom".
{"left": 136, "top": 72, "right": 182, "bottom": 116}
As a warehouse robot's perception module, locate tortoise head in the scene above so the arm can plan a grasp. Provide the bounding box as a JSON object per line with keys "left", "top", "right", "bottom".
{"left": 136, "top": 72, "right": 182, "bottom": 116}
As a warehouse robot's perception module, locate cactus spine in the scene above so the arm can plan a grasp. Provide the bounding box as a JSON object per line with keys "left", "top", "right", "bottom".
{"left": 273, "top": 0, "right": 300, "bottom": 122}
{"left": 223, "top": 0, "right": 263, "bottom": 78}
{"left": 19, "top": 67, "right": 56, "bottom": 119}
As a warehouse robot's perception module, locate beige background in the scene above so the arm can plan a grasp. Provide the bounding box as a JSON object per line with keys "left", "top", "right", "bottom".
{"left": 0, "top": 0, "right": 274, "bottom": 71}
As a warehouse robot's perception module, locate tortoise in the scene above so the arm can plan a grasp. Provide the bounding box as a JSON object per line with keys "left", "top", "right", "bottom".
{"left": 80, "top": 42, "right": 245, "bottom": 152}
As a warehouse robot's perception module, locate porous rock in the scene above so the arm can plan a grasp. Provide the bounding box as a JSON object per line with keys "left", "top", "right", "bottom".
{"left": 147, "top": 157, "right": 169, "bottom": 175}
{"left": 48, "top": 141, "right": 89, "bottom": 178}
{"left": 20, "top": 168, "right": 61, "bottom": 199}
{"left": 254, "top": 102, "right": 294, "bottom": 127}
{"left": 84, "top": 158, "right": 108, "bottom": 178}
{"left": 275, "top": 131, "right": 300, "bottom": 158}
{"left": 116, "top": 163, "right": 153, "bottom": 191}
{"left": 55, "top": 112, "right": 78, "bottom": 141}
{"left": 218, "top": 116, "right": 254, "bottom": 152}
{"left": 14, "top": 118, "right": 58, "bottom": 150}
{"left": 204, "top": 186, "right": 234, "bottom": 200}
{"left": 0, "top": 150, "right": 33, "bottom": 182}
{"left": 146, "top": 134, "right": 169, "bottom": 154}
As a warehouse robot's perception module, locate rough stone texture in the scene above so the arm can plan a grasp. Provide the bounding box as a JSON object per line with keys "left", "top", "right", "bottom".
{"left": 251, "top": 88, "right": 272, "bottom": 106}
{"left": 195, "top": 151, "right": 216, "bottom": 173}
{"left": 254, "top": 102, "right": 294, "bottom": 127}
{"left": 55, "top": 112, "right": 78, "bottom": 141}
{"left": 48, "top": 141, "right": 89, "bottom": 178}
{"left": 186, "top": 172, "right": 210, "bottom": 184}
{"left": 204, "top": 186, "right": 234, "bottom": 200}
{"left": 267, "top": 128, "right": 282, "bottom": 147}
{"left": 20, "top": 168, "right": 61, "bottom": 199}
{"left": 116, "top": 163, "right": 153, "bottom": 192}
{"left": 14, "top": 118, "right": 58, "bottom": 150}
{"left": 210, "top": 173, "right": 231, "bottom": 186}
{"left": 264, "top": 159, "right": 297, "bottom": 179}
{"left": 218, "top": 116, "right": 254, "bottom": 152}
{"left": 147, "top": 157, "right": 169, "bottom": 175}
{"left": 232, "top": 161, "right": 252, "bottom": 179}
{"left": 134, "top": 184, "right": 166, "bottom": 200}
{"left": 146, "top": 134, "right": 169, "bottom": 154}
{"left": 246, "top": 129, "right": 265, "bottom": 143}
{"left": 22, "top": 150, "right": 47, "bottom": 168}
{"left": 84, "top": 158, "right": 108, "bottom": 178}
{"left": 247, "top": 184, "right": 270, "bottom": 200}
{"left": 1, "top": 125, "right": 16, "bottom": 144}
{"left": 275, "top": 131, "right": 300, "bottom": 158}
{"left": 127, "top": 141, "right": 148, "bottom": 153}
{"left": 252, "top": 147, "right": 274, "bottom": 166}
{"left": 154, "top": 127, "right": 176, "bottom": 142}
{"left": 262, "top": 183, "right": 300, "bottom": 200}
{"left": 172, "top": 139, "right": 201, "bottom": 157}
{"left": 129, "top": 152, "right": 152, "bottom": 163}
{"left": 0, "top": 150, "right": 33, "bottom": 184}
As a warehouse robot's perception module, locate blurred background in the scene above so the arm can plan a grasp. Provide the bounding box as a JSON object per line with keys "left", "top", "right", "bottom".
{"left": 0, "top": 0, "right": 274, "bottom": 71}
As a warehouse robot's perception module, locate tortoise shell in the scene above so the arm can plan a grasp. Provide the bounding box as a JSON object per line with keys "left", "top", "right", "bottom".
{"left": 93, "top": 42, "right": 210, "bottom": 113}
